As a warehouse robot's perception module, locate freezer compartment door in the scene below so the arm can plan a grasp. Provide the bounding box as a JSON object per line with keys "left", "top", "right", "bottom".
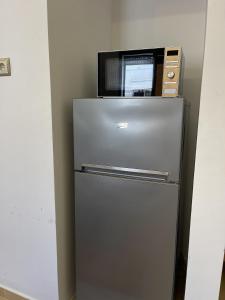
{"left": 73, "top": 97, "right": 184, "bottom": 182}
{"left": 75, "top": 172, "right": 179, "bottom": 300}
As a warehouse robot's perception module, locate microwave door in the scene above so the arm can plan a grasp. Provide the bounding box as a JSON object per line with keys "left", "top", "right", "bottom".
{"left": 98, "top": 48, "right": 165, "bottom": 97}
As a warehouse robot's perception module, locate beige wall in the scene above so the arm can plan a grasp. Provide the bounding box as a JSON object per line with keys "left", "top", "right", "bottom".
{"left": 47, "top": 1, "right": 112, "bottom": 299}
{"left": 0, "top": 1, "right": 58, "bottom": 299}
{"left": 185, "top": 0, "right": 225, "bottom": 298}
{"left": 111, "top": 0, "right": 207, "bottom": 257}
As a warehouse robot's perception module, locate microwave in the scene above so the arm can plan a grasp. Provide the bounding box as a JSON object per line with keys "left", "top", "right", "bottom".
{"left": 98, "top": 47, "right": 182, "bottom": 98}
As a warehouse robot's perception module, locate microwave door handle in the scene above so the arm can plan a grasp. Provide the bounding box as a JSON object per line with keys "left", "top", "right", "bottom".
{"left": 81, "top": 164, "right": 169, "bottom": 182}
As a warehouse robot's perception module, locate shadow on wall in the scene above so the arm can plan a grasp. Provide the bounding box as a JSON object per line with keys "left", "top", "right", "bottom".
{"left": 47, "top": 0, "right": 113, "bottom": 299}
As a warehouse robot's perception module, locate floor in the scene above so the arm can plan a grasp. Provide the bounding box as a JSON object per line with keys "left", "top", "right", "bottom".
{"left": 0, "top": 288, "right": 27, "bottom": 300}
{"left": 0, "top": 296, "right": 25, "bottom": 300}
{"left": 0, "top": 296, "right": 26, "bottom": 300}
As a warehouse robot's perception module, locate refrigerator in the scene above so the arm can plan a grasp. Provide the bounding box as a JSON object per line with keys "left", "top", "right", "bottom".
{"left": 73, "top": 97, "right": 184, "bottom": 300}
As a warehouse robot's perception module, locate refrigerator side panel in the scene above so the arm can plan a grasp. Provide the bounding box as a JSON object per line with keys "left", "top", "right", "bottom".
{"left": 73, "top": 97, "right": 184, "bottom": 182}
{"left": 75, "top": 172, "right": 179, "bottom": 300}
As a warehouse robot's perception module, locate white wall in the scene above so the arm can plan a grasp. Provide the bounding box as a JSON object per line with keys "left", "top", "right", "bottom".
{"left": 47, "top": 1, "right": 112, "bottom": 299}
{"left": 185, "top": 0, "right": 225, "bottom": 298}
{"left": 111, "top": 0, "right": 207, "bottom": 257}
{"left": 0, "top": 1, "right": 58, "bottom": 299}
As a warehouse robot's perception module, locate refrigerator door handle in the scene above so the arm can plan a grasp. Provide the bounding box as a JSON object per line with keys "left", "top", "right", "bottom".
{"left": 81, "top": 164, "right": 169, "bottom": 182}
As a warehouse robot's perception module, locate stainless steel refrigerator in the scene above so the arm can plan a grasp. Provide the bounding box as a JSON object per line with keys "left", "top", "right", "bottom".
{"left": 73, "top": 97, "right": 184, "bottom": 300}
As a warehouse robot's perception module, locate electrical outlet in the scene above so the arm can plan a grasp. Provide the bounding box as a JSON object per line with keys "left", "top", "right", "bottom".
{"left": 0, "top": 58, "right": 11, "bottom": 76}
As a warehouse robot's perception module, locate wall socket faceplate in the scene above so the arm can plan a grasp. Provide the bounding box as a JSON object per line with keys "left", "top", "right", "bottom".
{"left": 0, "top": 58, "right": 11, "bottom": 76}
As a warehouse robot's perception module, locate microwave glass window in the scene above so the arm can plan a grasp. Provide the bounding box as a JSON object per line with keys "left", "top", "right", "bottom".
{"left": 123, "top": 55, "right": 154, "bottom": 97}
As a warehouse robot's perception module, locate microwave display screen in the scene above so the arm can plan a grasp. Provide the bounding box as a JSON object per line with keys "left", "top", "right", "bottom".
{"left": 123, "top": 55, "right": 154, "bottom": 97}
